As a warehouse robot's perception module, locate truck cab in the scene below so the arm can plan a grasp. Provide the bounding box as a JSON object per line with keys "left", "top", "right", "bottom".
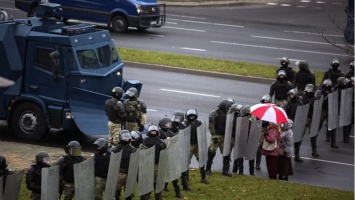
{"left": 0, "top": 4, "right": 142, "bottom": 141}
{"left": 15, "top": 0, "right": 166, "bottom": 33}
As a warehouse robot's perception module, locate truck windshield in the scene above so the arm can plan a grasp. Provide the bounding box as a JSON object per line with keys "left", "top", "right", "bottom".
{"left": 76, "top": 44, "right": 118, "bottom": 69}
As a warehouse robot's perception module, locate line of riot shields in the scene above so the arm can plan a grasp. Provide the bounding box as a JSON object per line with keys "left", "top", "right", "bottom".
{"left": 293, "top": 88, "right": 353, "bottom": 143}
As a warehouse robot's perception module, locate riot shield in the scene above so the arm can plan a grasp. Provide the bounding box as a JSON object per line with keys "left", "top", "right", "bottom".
{"left": 245, "top": 120, "right": 262, "bottom": 160}
{"left": 197, "top": 121, "right": 208, "bottom": 168}
{"left": 0, "top": 175, "right": 3, "bottom": 200}
{"left": 3, "top": 171, "right": 22, "bottom": 200}
{"left": 309, "top": 97, "right": 323, "bottom": 137}
{"left": 292, "top": 104, "right": 310, "bottom": 143}
{"left": 328, "top": 91, "right": 339, "bottom": 130}
{"left": 138, "top": 146, "right": 155, "bottom": 196}
{"left": 234, "top": 116, "right": 250, "bottom": 159}
{"left": 125, "top": 149, "right": 140, "bottom": 198}
{"left": 41, "top": 165, "right": 59, "bottom": 200}
{"left": 223, "top": 113, "right": 234, "bottom": 156}
{"left": 339, "top": 88, "right": 353, "bottom": 126}
{"left": 155, "top": 148, "right": 168, "bottom": 194}
{"left": 104, "top": 151, "right": 122, "bottom": 200}
{"left": 179, "top": 126, "right": 191, "bottom": 173}
{"left": 74, "top": 157, "right": 95, "bottom": 200}
{"left": 165, "top": 134, "right": 181, "bottom": 182}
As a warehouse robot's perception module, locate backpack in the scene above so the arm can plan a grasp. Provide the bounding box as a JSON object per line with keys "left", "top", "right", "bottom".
{"left": 124, "top": 99, "right": 142, "bottom": 122}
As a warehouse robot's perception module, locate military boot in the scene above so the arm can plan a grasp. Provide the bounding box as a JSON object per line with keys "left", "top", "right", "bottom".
{"left": 249, "top": 160, "right": 255, "bottom": 176}
{"left": 163, "top": 182, "right": 169, "bottom": 192}
{"left": 154, "top": 192, "right": 162, "bottom": 200}
{"left": 232, "top": 159, "right": 238, "bottom": 173}
{"left": 343, "top": 125, "right": 351, "bottom": 143}
{"left": 172, "top": 180, "right": 183, "bottom": 199}
{"left": 222, "top": 156, "right": 232, "bottom": 177}
{"left": 330, "top": 129, "right": 339, "bottom": 149}
{"left": 311, "top": 136, "right": 319, "bottom": 157}
{"left": 237, "top": 158, "right": 244, "bottom": 175}
{"left": 181, "top": 172, "right": 191, "bottom": 191}
{"left": 206, "top": 150, "right": 216, "bottom": 175}
{"left": 140, "top": 193, "right": 150, "bottom": 200}
{"left": 116, "top": 190, "right": 121, "bottom": 200}
{"left": 294, "top": 142, "right": 303, "bottom": 163}
{"left": 200, "top": 166, "right": 209, "bottom": 184}
{"left": 326, "top": 130, "right": 331, "bottom": 142}
{"left": 255, "top": 146, "right": 262, "bottom": 170}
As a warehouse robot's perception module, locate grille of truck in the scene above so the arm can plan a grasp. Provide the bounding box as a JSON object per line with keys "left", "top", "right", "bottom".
{"left": 141, "top": 6, "right": 160, "bottom": 15}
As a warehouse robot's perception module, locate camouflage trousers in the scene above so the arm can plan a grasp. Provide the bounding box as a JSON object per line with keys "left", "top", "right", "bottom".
{"left": 95, "top": 176, "right": 106, "bottom": 200}
{"left": 108, "top": 121, "right": 122, "bottom": 147}
{"left": 61, "top": 181, "right": 75, "bottom": 200}
{"left": 208, "top": 134, "right": 225, "bottom": 154}
{"left": 125, "top": 122, "right": 139, "bottom": 133}
{"left": 190, "top": 143, "right": 199, "bottom": 161}
{"left": 117, "top": 172, "right": 128, "bottom": 192}
{"left": 274, "top": 99, "right": 287, "bottom": 107}
{"left": 29, "top": 192, "right": 40, "bottom": 200}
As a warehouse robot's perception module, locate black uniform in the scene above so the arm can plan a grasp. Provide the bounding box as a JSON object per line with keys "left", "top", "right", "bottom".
{"left": 94, "top": 151, "right": 111, "bottom": 179}
{"left": 293, "top": 69, "right": 316, "bottom": 91}
{"left": 322, "top": 68, "right": 345, "bottom": 86}
{"left": 277, "top": 66, "right": 295, "bottom": 83}
{"left": 26, "top": 163, "right": 51, "bottom": 199}
{"left": 269, "top": 77, "right": 293, "bottom": 105}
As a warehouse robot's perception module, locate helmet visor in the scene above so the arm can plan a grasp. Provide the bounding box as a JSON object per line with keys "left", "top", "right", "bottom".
{"left": 162, "top": 121, "right": 172, "bottom": 129}
{"left": 171, "top": 115, "right": 183, "bottom": 123}
{"left": 68, "top": 147, "right": 81, "bottom": 156}
{"left": 42, "top": 157, "right": 51, "bottom": 165}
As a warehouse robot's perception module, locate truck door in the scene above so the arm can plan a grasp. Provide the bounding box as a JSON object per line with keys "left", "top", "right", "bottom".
{"left": 49, "top": 0, "right": 89, "bottom": 21}
{"left": 85, "top": 0, "right": 113, "bottom": 23}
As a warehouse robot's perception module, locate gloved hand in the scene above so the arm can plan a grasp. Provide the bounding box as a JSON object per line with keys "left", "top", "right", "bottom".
{"left": 139, "top": 125, "right": 145, "bottom": 132}
{"left": 160, "top": 142, "right": 167, "bottom": 150}
{"left": 213, "top": 136, "right": 219, "bottom": 144}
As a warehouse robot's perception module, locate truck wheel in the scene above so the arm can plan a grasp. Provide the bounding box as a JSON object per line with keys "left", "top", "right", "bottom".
{"left": 111, "top": 16, "right": 128, "bottom": 33}
{"left": 11, "top": 103, "right": 49, "bottom": 141}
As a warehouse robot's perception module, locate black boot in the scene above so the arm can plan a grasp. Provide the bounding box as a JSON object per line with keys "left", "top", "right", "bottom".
{"left": 249, "top": 160, "right": 255, "bottom": 176}
{"left": 255, "top": 146, "right": 262, "bottom": 170}
{"left": 294, "top": 142, "right": 303, "bottom": 162}
{"left": 232, "top": 159, "right": 238, "bottom": 173}
{"left": 154, "top": 192, "right": 162, "bottom": 200}
{"left": 172, "top": 180, "right": 183, "bottom": 199}
{"left": 330, "top": 129, "right": 339, "bottom": 149}
{"left": 343, "top": 125, "right": 351, "bottom": 143}
{"left": 125, "top": 195, "right": 133, "bottom": 200}
{"left": 326, "top": 130, "right": 330, "bottom": 142}
{"left": 311, "top": 136, "right": 319, "bottom": 157}
{"left": 237, "top": 158, "right": 244, "bottom": 175}
{"left": 140, "top": 193, "right": 150, "bottom": 200}
{"left": 181, "top": 172, "right": 191, "bottom": 191}
{"left": 163, "top": 182, "right": 169, "bottom": 192}
{"left": 116, "top": 190, "right": 121, "bottom": 200}
{"left": 206, "top": 150, "right": 216, "bottom": 175}
{"left": 200, "top": 166, "right": 209, "bottom": 184}
{"left": 222, "top": 156, "right": 232, "bottom": 177}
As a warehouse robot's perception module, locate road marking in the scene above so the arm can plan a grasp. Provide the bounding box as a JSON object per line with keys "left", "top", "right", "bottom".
{"left": 315, "top": 1, "right": 326, "bottom": 3}
{"left": 300, "top": 0, "right": 310, "bottom": 2}
{"left": 267, "top": 3, "right": 278, "bottom": 5}
{"left": 146, "top": 34, "right": 165, "bottom": 37}
{"left": 163, "top": 26, "right": 205, "bottom": 32}
{"left": 160, "top": 88, "right": 220, "bottom": 98}
{"left": 166, "top": 22, "right": 178, "bottom": 25}
{"left": 250, "top": 35, "right": 346, "bottom": 47}
{"left": 280, "top": 4, "right": 292, "bottom": 6}
{"left": 297, "top": 156, "right": 355, "bottom": 167}
{"left": 167, "top": 14, "right": 206, "bottom": 20}
{"left": 169, "top": 18, "right": 244, "bottom": 28}
{"left": 283, "top": 30, "right": 343, "bottom": 38}
{"left": 211, "top": 40, "right": 348, "bottom": 57}
{"left": 181, "top": 47, "right": 206, "bottom": 51}
{"left": 147, "top": 109, "right": 157, "bottom": 112}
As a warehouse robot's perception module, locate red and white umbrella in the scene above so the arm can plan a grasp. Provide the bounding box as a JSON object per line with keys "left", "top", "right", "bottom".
{"left": 250, "top": 103, "right": 288, "bottom": 124}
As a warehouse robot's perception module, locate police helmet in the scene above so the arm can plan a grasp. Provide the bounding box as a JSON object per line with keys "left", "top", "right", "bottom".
{"left": 93, "top": 138, "right": 108, "bottom": 151}
{"left": 280, "top": 57, "right": 289, "bottom": 66}
{"left": 218, "top": 99, "right": 234, "bottom": 113}
{"left": 260, "top": 94, "right": 272, "bottom": 103}
{"left": 0, "top": 155, "right": 7, "bottom": 170}
{"left": 112, "top": 87, "right": 124, "bottom": 99}
{"left": 171, "top": 111, "right": 185, "bottom": 123}
{"left": 229, "top": 104, "right": 243, "bottom": 113}
{"left": 126, "top": 87, "right": 138, "bottom": 98}
{"left": 65, "top": 141, "right": 81, "bottom": 157}
{"left": 304, "top": 84, "right": 315, "bottom": 93}
{"left": 322, "top": 79, "right": 332, "bottom": 87}
{"left": 277, "top": 70, "right": 287, "bottom": 77}
{"left": 120, "top": 130, "right": 132, "bottom": 141}
{"left": 159, "top": 116, "right": 172, "bottom": 130}
{"left": 287, "top": 89, "right": 298, "bottom": 96}
{"left": 240, "top": 105, "right": 251, "bottom": 116}
{"left": 131, "top": 131, "right": 142, "bottom": 141}
{"left": 331, "top": 58, "right": 340, "bottom": 67}
{"left": 337, "top": 77, "right": 350, "bottom": 86}
{"left": 295, "top": 60, "right": 309, "bottom": 70}
{"left": 185, "top": 108, "right": 198, "bottom": 119}
{"left": 350, "top": 61, "right": 354, "bottom": 71}
{"left": 35, "top": 151, "right": 50, "bottom": 165}
{"left": 147, "top": 124, "right": 160, "bottom": 137}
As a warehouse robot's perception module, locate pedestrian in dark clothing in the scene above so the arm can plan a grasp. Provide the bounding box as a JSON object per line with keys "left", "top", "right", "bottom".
{"left": 322, "top": 58, "right": 345, "bottom": 85}
{"left": 276, "top": 57, "right": 296, "bottom": 83}
{"left": 269, "top": 70, "right": 293, "bottom": 106}
{"left": 277, "top": 119, "right": 294, "bottom": 181}
{"left": 292, "top": 60, "right": 316, "bottom": 91}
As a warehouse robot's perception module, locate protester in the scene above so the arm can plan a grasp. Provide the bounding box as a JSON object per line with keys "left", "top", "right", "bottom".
{"left": 277, "top": 119, "right": 294, "bottom": 181}
{"left": 261, "top": 122, "right": 281, "bottom": 180}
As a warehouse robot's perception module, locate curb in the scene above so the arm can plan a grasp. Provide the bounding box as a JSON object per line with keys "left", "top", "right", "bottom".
{"left": 124, "top": 61, "right": 274, "bottom": 85}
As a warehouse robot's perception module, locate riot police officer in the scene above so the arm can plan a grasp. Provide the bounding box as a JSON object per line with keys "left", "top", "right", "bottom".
{"left": 269, "top": 70, "right": 293, "bottom": 106}
{"left": 183, "top": 108, "right": 209, "bottom": 184}
{"left": 322, "top": 58, "right": 345, "bottom": 85}
{"left": 111, "top": 130, "right": 136, "bottom": 200}
{"left": 58, "top": 141, "right": 86, "bottom": 200}
{"left": 171, "top": 110, "right": 187, "bottom": 135}
{"left": 105, "top": 87, "right": 125, "bottom": 147}
{"left": 0, "top": 155, "right": 13, "bottom": 195}
{"left": 141, "top": 124, "right": 167, "bottom": 200}
{"left": 26, "top": 152, "right": 51, "bottom": 200}
{"left": 277, "top": 57, "right": 296, "bottom": 83}
{"left": 206, "top": 98, "right": 234, "bottom": 177}
{"left": 230, "top": 104, "right": 243, "bottom": 174}
{"left": 124, "top": 87, "right": 147, "bottom": 133}
{"left": 292, "top": 60, "right": 316, "bottom": 91}
{"left": 92, "top": 138, "right": 111, "bottom": 200}
{"left": 131, "top": 130, "right": 143, "bottom": 148}
{"left": 346, "top": 61, "right": 354, "bottom": 79}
